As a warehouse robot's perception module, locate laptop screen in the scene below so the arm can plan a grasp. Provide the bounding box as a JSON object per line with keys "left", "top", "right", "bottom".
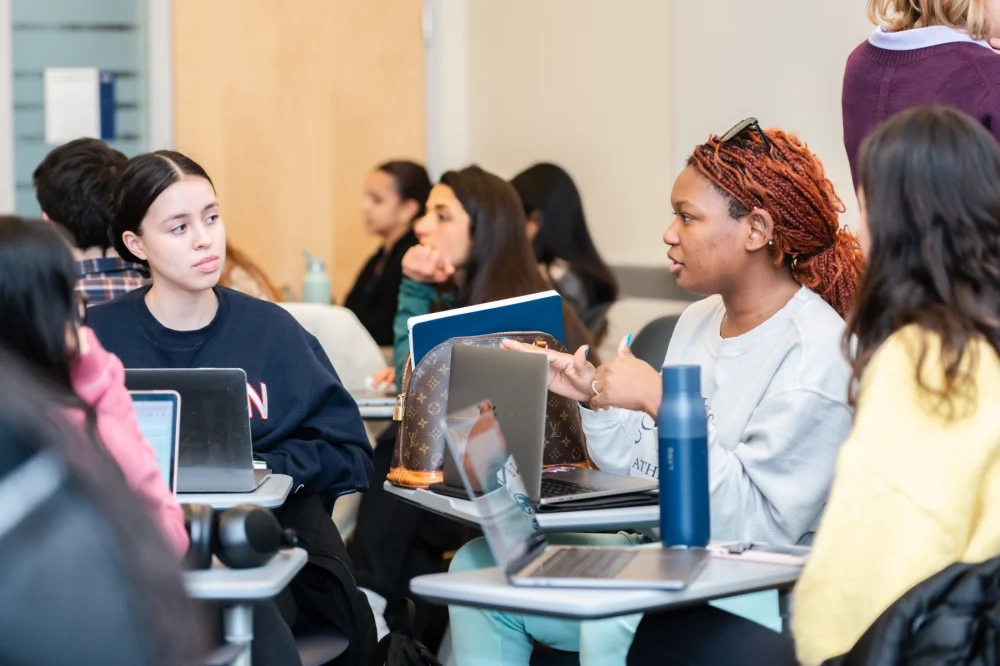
{"left": 129, "top": 391, "right": 180, "bottom": 493}
{"left": 443, "top": 402, "right": 547, "bottom": 577}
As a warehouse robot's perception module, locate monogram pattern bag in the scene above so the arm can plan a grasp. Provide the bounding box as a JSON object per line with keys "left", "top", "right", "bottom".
{"left": 387, "top": 332, "right": 592, "bottom": 488}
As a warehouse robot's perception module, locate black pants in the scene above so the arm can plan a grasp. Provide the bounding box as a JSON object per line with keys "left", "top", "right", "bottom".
{"left": 348, "top": 425, "right": 473, "bottom": 648}
{"left": 627, "top": 605, "right": 797, "bottom": 666}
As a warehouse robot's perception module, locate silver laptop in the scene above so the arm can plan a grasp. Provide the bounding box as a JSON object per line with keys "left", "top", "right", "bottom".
{"left": 443, "top": 403, "right": 708, "bottom": 589}
{"left": 445, "top": 345, "right": 657, "bottom": 506}
{"left": 129, "top": 390, "right": 182, "bottom": 494}
{"left": 125, "top": 369, "right": 270, "bottom": 493}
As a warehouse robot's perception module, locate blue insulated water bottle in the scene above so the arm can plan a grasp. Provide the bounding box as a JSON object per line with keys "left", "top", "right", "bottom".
{"left": 658, "top": 365, "right": 710, "bottom": 547}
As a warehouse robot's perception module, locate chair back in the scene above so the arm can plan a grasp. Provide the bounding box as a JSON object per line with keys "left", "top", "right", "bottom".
{"left": 279, "top": 303, "right": 384, "bottom": 391}
{"left": 629, "top": 314, "right": 681, "bottom": 369}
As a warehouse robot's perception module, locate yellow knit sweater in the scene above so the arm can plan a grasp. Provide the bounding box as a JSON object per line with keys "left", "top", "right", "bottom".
{"left": 793, "top": 327, "right": 1000, "bottom": 666}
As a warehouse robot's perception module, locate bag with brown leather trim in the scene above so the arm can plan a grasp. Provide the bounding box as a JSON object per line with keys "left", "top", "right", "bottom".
{"left": 387, "top": 332, "right": 592, "bottom": 488}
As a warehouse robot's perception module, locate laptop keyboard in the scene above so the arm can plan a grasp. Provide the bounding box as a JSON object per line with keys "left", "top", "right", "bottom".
{"left": 540, "top": 477, "right": 603, "bottom": 498}
{"left": 531, "top": 547, "right": 636, "bottom": 579}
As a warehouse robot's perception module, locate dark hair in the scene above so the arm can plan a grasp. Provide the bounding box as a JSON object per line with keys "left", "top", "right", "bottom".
{"left": 377, "top": 160, "right": 433, "bottom": 222}
{"left": 510, "top": 163, "right": 619, "bottom": 308}
{"left": 32, "top": 138, "right": 128, "bottom": 251}
{"left": 688, "top": 128, "right": 864, "bottom": 318}
{"left": 0, "top": 349, "right": 208, "bottom": 665}
{"left": 851, "top": 106, "right": 1000, "bottom": 409}
{"left": 0, "top": 216, "right": 80, "bottom": 391}
{"left": 439, "top": 165, "right": 594, "bottom": 354}
{"left": 440, "top": 165, "right": 550, "bottom": 306}
{"left": 110, "top": 150, "right": 214, "bottom": 264}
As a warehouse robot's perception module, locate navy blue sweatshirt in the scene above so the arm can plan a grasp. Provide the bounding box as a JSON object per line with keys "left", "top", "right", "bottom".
{"left": 87, "top": 286, "right": 373, "bottom": 502}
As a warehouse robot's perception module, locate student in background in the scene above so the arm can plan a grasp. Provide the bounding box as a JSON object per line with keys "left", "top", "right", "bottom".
{"left": 843, "top": 0, "right": 1000, "bottom": 185}
{"left": 345, "top": 161, "right": 431, "bottom": 346}
{"left": 351, "top": 165, "right": 595, "bottom": 648}
{"left": 793, "top": 107, "right": 1000, "bottom": 664}
{"left": 219, "top": 242, "right": 283, "bottom": 301}
{"left": 0, "top": 216, "right": 187, "bottom": 555}
{"left": 511, "top": 162, "right": 618, "bottom": 343}
{"left": 89, "top": 150, "right": 377, "bottom": 664}
{"left": 464, "top": 122, "right": 864, "bottom": 666}
{"left": 32, "top": 138, "right": 148, "bottom": 304}
{"left": 391, "top": 164, "right": 594, "bottom": 387}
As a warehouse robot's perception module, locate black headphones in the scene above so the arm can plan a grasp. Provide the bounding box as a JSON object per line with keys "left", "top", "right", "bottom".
{"left": 183, "top": 503, "right": 298, "bottom": 570}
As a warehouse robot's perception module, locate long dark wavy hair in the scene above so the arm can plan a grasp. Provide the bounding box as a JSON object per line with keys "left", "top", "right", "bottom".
{"left": 849, "top": 106, "right": 1000, "bottom": 409}
{"left": 437, "top": 165, "right": 594, "bottom": 355}
{"left": 510, "top": 163, "right": 618, "bottom": 309}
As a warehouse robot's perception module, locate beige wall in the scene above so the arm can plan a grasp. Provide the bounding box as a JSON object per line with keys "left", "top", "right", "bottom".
{"left": 431, "top": 0, "right": 675, "bottom": 265}
{"left": 673, "top": 1, "right": 873, "bottom": 229}
{"left": 431, "top": 1, "right": 874, "bottom": 268}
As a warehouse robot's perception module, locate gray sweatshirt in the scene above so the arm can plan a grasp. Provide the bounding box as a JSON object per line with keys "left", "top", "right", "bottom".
{"left": 581, "top": 287, "right": 853, "bottom": 545}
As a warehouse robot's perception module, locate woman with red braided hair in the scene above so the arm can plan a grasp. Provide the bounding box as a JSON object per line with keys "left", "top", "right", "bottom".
{"left": 447, "top": 120, "right": 864, "bottom": 666}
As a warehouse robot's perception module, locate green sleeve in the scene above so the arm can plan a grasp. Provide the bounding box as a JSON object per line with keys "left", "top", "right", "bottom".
{"left": 392, "top": 278, "right": 441, "bottom": 392}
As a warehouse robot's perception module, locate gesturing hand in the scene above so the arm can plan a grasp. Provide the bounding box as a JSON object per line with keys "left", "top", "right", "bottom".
{"left": 588, "top": 335, "right": 662, "bottom": 418}
{"left": 499, "top": 339, "right": 595, "bottom": 403}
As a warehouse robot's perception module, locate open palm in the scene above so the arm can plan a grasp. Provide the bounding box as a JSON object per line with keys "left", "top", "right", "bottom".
{"left": 499, "top": 339, "right": 594, "bottom": 403}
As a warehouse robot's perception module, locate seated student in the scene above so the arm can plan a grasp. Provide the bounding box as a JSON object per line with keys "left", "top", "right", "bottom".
{"left": 792, "top": 107, "right": 1000, "bottom": 664}
{"left": 511, "top": 162, "right": 619, "bottom": 343}
{"left": 345, "top": 160, "right": 431, "bottom": 346}
{"left": 390, "top": 164, "right": 595, "bottom": 387}
{"left": 843, "top": 0, "right": 1000, "bottom": 185}
{"left": 455, "top": 122, "right": 865, "bottom": 666}
{"left": 86, "top": 150, "right": 377, "bottom": 663}
{"left": 351, "top": 165, "right": 595, "bottom": 647}
{"left": 32, "top": 138, "right": 148, "bottom": 304}
{"left": 0, "top": 216, "right": 187, "bottom": 555}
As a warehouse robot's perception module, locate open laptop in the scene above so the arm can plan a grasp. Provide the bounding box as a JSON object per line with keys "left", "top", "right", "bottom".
{"left": 443, "top": 403, "right": 708, "bottom": 589}
{"left": 124, "top": 369, "right": 270, "bottom": 493}
{"left": 129, "top": 390, "right": 181, "bottom": 494}
{"left": 443, "top": 345, "right": 657, "bottom": 506}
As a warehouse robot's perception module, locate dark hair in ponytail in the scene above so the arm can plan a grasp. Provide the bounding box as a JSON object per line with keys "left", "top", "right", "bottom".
{"left": 110, "top": 150, "right": 214, "bottom": 264}
{"left": 377, "top": 160, "right": 433, "bottom": 222}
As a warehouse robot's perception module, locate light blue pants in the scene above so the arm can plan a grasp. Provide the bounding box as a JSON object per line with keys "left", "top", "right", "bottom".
{"left": 448, "top": 535, "right": 780, "bottom": 666}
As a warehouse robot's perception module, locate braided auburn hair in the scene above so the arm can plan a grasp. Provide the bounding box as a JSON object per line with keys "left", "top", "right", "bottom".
{"left": 688, "top": 127, "right": 863, "bottom": 318}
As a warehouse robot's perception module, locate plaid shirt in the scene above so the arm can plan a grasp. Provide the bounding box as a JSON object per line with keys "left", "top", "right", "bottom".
{"left": 76, "top": 257, "right": 150, "bottom": 306}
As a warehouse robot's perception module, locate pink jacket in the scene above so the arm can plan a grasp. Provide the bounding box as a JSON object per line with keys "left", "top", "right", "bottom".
{"left": 70, "top": 327, "right": 189, "bottom": 556}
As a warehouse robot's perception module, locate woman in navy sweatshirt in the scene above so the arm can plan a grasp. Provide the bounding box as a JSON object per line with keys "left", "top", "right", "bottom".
{"left": 87, "top": 150, "right": 377, "bottom": 663}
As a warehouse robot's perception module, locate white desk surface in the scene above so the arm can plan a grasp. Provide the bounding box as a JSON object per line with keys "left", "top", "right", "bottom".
{"left": 178, "top": 474, "right": 293, "bottom": 509}
{"left": 352, "top": 392, "right": 396, "bottom": 421}
{"left": 184, "top": 548, "right": 308, "bottom": 601}
{"left": 384, "top": 481, "right": 660, "bottom": 533}
{"left": 411, "top": 556, "right": 800, "bottom": 620}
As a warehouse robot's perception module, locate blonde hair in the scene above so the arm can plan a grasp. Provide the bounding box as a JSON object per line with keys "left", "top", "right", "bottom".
{"left": 867, "top": 0, "right": 992, "bottom": 39}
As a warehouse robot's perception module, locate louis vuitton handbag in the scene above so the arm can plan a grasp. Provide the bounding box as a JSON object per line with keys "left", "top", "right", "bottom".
{"left": 387, "top": 332, "right": 592, "bottom": 488}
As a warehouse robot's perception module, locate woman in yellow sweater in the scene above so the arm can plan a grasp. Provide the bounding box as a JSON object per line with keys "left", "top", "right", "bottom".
{"left": 792, "top": 105, "right": 1000, "bottom": 664}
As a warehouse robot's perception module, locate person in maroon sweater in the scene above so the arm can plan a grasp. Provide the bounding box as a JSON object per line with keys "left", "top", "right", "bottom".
{"left": 843, "top": 0, "right": 1000, "bottom": 185}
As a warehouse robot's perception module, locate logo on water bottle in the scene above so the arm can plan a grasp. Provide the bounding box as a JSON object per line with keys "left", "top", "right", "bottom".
{"left": 666, "top": 446, "right": 675, "bottom": 472}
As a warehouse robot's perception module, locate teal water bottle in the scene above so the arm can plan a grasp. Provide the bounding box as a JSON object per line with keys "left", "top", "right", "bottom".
{"left": 302, "top": 251, "right": 331, "bottom": 304}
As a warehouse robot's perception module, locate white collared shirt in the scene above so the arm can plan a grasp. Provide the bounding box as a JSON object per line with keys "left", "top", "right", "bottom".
{"left": 868, "top": 25, "right": 992, "bottom": 51}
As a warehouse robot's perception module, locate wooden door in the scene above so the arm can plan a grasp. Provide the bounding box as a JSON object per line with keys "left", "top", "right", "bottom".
{"left": 173, "top": 0, "right": 426, "bottom": 301}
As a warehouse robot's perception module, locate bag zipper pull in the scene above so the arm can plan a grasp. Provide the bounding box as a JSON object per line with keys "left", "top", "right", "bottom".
{"left": 393, "top": 393, "right": 406, "bottom": 421}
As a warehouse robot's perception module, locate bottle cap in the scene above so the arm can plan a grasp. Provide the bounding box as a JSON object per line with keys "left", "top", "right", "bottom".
{"left": 304, "top": 251, "right": 326, "bottom": 272}
{"left": 663, "top": 365, "right": 700, "bottom": 395}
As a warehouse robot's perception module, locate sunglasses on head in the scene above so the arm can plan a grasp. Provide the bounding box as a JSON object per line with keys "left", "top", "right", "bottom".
{"left": 721, "top": 117, "right": 771, "bottom": 153}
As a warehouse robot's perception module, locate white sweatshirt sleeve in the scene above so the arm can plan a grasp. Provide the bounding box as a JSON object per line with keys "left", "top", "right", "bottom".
{"left": 581, "top": 388, "right": 852, "bottom": 544}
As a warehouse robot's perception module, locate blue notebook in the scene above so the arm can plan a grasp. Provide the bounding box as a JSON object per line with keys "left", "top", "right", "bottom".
{"left": 408, "top": 291, "right": 564, "bottom": 367}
